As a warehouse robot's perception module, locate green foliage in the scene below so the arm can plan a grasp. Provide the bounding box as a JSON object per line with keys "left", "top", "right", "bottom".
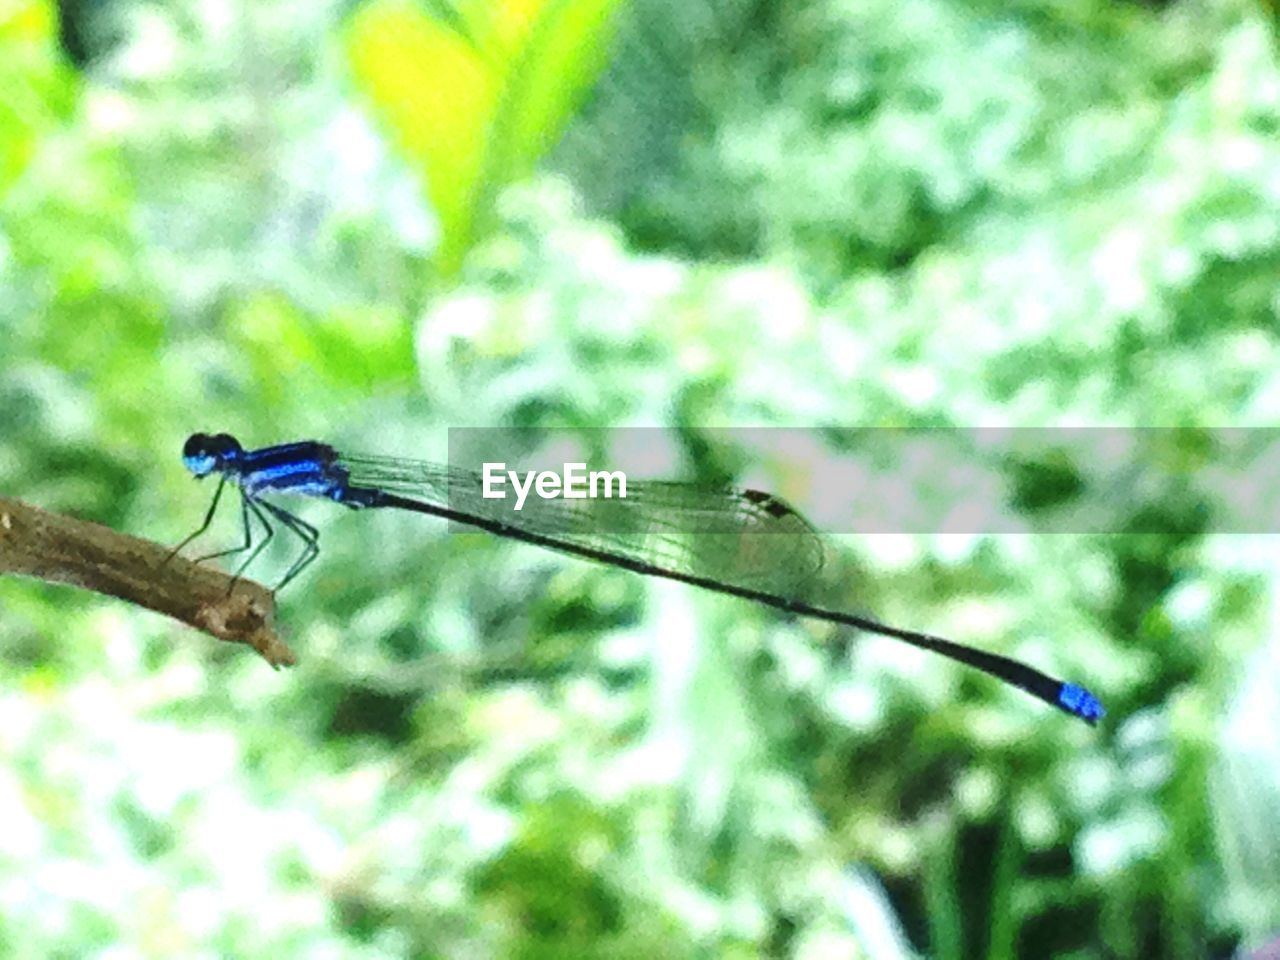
{"left": 0, "top": 0, "right": 74, "bottom": 190}
{"left": 2, "top": 0, "right": 1279, "bottom": 957}
{"left": 346, "top": 0, "right": 623, "bottom": 277}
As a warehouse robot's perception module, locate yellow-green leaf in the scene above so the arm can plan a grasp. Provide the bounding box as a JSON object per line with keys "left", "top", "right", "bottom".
{"left": 345, "top": 0, "right": 622, "bottom": 278}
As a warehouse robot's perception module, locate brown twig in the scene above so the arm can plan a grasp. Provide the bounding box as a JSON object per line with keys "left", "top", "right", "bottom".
{"left": 0, "top": 496, "right": 295, "bottom": 667}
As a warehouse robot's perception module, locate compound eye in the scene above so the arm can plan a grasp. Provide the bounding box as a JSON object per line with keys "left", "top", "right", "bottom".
{"left": 181, "top": 432, "right": 241, "bottom": 476}
{"left": 182, "top": 433, "right": 213, "bottom": 460}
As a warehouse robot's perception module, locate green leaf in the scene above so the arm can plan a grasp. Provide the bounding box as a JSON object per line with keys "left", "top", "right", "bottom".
{"left": 0, "top": 0, "right": 74, "bottom": 192}
{"left": 344, "top": 0, "right": 622, "bottom": 277}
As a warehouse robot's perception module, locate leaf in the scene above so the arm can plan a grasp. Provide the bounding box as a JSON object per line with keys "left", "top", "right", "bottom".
{"left": 344, "top": 0, "right": 622, "bottom": 277}
{"left": 0, "top": 0, "right": 74, "bottom": 192}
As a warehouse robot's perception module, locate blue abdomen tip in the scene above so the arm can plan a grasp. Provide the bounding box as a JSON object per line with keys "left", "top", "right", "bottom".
{"left": 1058, "top": 683, "right": 1105, "bottom": 725}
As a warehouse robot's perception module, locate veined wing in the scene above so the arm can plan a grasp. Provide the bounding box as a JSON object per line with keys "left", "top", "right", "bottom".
{"left": 339, "top": 454, "right": 827, "bottom": 597}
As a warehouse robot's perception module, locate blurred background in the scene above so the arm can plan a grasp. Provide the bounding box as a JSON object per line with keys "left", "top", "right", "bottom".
{"left": 3, "top": 0, "right": 1280, "bottom": 956}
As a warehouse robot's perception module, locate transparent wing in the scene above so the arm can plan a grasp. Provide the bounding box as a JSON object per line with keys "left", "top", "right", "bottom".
{"left": 340, "top": 454, "right": 827, "bottom": 596}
